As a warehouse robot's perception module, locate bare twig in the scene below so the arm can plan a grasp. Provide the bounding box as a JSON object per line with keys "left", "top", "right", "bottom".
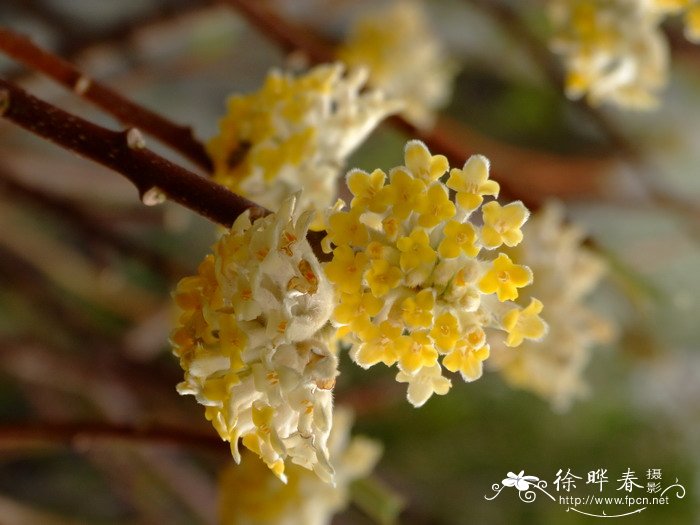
{"left": 18, "top": 0, "right": 215, "bottom": 65}
{"left": 0, "top": 78, "right": 266, "bottom": 227}
{"left": 0, "top": 27, "right": 213, "bottom": 172}
{"left": 221, "top": 0, "right": 335, "bottom": 63}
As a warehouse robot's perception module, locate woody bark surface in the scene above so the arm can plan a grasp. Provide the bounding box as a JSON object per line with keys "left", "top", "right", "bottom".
{"left": 0, "top": 79, "right": 264, "bottom": 227}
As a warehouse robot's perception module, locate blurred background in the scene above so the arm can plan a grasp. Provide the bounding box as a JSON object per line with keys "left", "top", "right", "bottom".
{"left": 0, "top": 0, "right": 699, "bottom": 523}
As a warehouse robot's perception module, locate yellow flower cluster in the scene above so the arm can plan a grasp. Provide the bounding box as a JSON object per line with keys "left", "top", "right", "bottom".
{"left": 549, "top": 0, "right": 669, "bottom": 109}
{"left": 488, "top": 203, "right": 615, "bottom": 411}
{"left": 323, "top": 140, "right": 547, "bottom": 407}
{"left": 337, "top": 0, "right": 456, "bottom": 129}
{"left": 219, "top": 408, "right": 381, "bottom": 525}
{"left": 207, "top": 63, "right": 400, "bottom": 229}
{"left": 549, "top": 0, "right": 700, "bottom": 108}
{"left": 172, "top": 195, "right": 338, "bottom": 483}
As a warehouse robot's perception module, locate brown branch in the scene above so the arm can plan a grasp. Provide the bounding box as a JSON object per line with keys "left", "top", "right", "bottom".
{"left": 393, "top": 114, "right": 610, "bottom": 210}
{"left": 0, "top": 422, "right": 225, "bottom": 451}
{"left": 221, "top": 0, "right": 335, "bottom": 63}
{"left": 0, "top": 78, "right": 266, "bottom": 228}
{"left": 21, "top": 0, "right": 215, "bottom": 65}
{"left": 0, "top": 27, "right": 213, "bottom": 172}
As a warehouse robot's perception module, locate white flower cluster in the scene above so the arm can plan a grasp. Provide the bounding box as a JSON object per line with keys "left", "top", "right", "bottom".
{"left": 549, "top": 0, "right": 669, "bottom": 108}
{"left": 489, "top": 203, "right": 615, "bottom": 411}
{"left": 172, "top": 194, "right": 338, "bottom": 483}
{"left": 219, "top": 408, "right": 382, "bottom": 525}
{"left": 338, "top": 0, "right": 456, "bottom": 129}
{"left": 208, "top": 63, "right": 401, "bottom": 230}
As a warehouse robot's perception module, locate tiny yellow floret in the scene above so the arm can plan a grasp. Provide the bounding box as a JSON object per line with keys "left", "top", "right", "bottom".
{"left": 442, "top": 338, "right": 490, "bottom": 382}
{"left": 478, "top": 253, "right": 533, "bottom": 302}
{"left": 405, "top": 140, "right": 449, "bottom": 182}
{"left": 446, "top": 154, "right": 499, "bottom": 211}
{"left": 396, "top": 331, "right": 438, "bottom": 374}
{"left": 366, "top": 259, "right": 403, "bottom": 297}
{"left": 401, "top": 289, "right": 435, "bottom": 328}
{"left": 501, "top": 298, "right": 547, "bottom": 347}
{"left": 438, "top": 220, "right": 479, "bottom": 258}
{"left": 481, "top": 201, "right": 530, "bottom": 249}
{"left": 396, "top": 228, "right": 437, "bottom": 272}
{"left": 417, "top": 184, "right": 456, "bottom": 228}
{"left": 326, "top": 207, "right": 369, "bottom": 248}
{"left": 347, "top": 168, "right": 391, "bottom": 212}
{"left": 324, "top": 245, "right": 368, "bottom": 294}
{"left": 382, "top": 169, "right": 427, "bottom": 221}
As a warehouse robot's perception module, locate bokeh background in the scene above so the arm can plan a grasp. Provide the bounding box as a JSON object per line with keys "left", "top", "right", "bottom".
{"left": 0, "top": 0, "right": 699, "bottom": 523}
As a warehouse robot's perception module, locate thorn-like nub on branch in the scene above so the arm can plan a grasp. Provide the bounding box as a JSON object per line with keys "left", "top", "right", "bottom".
{"left": 73, "top": 76, "right": 92, "bottom": 95}
{"left": 126, "top": 128, "right": 146, "bottom": 149}
{"left": 141, "top": 186, "right": 166, "bottom": 206}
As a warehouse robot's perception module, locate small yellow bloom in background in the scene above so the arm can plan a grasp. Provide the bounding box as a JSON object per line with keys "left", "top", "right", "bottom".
{"left": 488, "top": 203, "right": 615, "bottom": 411}
{"left": 382, "top": 216, "right": 402, "bottom": 241}
{"left": 397, "top": 228, "right": 437, "bottom": 272}
{"left": 478, "top": 253, "right": 533, "bottom": 302}
{"left": 438, "top": 220, "right": 479, "bottom": 259}
{"left": 219, "top": 408, "right": 382, "bottom": 525}
{"left": 366, "top": 240, "right": 386, "bottom": 260}
{"left": 323, "top": 140, "right": 546, "bottom": 407}
{"left": 337, "top": 1, "right": 457, "bottom": 129}
{"left": 481, "top": 201, "right": 530, "bottom": 249}
{"left": 446, "top": 155, "right": 499, "bottom": 212}
{"left": 548, "top": 0, "right": 671, "bottom": 109}
{"left": 502, "top": 298, "right": 548, "bottom": 348}
{"left": 405, "top": 139, "right": 449, "bottom": 182}
{"left": 417, "top": 184, "right": 456, "bottom": 228}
